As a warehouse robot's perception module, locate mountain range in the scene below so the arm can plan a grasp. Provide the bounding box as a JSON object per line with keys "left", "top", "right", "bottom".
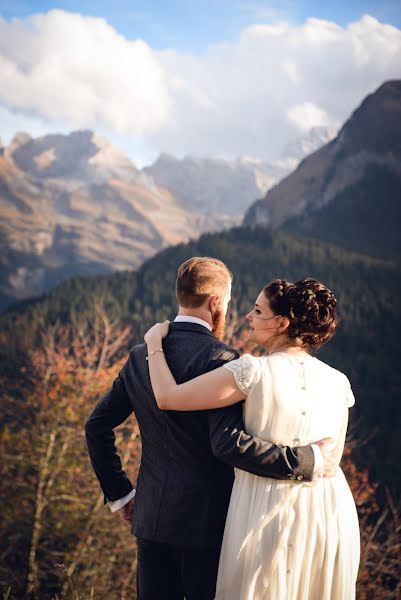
{"left": 0, "top": 130, "right": 203, "bottom": 311}
{"left": 144, "top": 127, "right": 335, "bottom": 217}
{"left": 1, "top": 80, "right": 400, "bottom": 314}
{"left": 0, "top": 126, "right": 332, "bottom": 312}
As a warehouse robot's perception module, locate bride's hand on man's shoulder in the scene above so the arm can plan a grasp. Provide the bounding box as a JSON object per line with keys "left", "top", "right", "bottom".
{"left": 144, "top": 320, "right": 170, "bottom": 345}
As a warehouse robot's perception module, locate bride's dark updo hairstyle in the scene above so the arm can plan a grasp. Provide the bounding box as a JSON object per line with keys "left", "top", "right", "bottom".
{"left": 263, "top": 278, "right": 338, "bottom": 349}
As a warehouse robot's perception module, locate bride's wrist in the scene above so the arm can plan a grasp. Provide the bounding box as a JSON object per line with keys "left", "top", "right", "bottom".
{"left": 146, "top": 346, "right": 164, "bottom": 361}
{"left": 147, "top": 340, "right": 162, "bottom": 352}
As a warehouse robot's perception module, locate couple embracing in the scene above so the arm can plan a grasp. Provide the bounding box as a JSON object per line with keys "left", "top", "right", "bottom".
{"left": 85, "top": 257, "right": 360, "bottom": 599}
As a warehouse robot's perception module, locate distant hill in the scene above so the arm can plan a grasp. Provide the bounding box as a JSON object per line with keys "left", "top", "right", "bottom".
{"left": 244, "top": 81, "right": 401, "bottom": 259}
{"left": 2, "top": 225, "right": 400, "bottom": 490}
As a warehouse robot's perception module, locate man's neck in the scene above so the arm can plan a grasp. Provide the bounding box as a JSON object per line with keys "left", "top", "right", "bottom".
{"left": 177, "top": 307, "right": 212, "bottom": 328}
{"left": 174, "top": 315, "right": 212, "bottom": 331}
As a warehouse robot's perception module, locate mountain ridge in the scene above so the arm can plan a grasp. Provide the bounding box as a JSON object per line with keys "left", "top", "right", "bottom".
{"left": 244, "top": 80, "right": 401, "bottom": 259}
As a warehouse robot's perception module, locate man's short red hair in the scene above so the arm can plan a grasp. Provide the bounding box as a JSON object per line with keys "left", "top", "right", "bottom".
{"left": 175, "top": 257, "right": 232, "bottom": 308}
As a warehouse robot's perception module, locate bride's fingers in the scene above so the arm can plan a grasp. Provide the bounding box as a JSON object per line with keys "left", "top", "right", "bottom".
{"left": 144, "top": 323, "right": 162, "bottom": 342}
{"left": 144, "top": 320, "right": 170, "bottom": 343}
{"left": 160, "top": 320, "right": 170, "bottom": 338}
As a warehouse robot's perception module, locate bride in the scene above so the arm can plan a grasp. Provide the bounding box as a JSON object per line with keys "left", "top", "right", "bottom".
{"left": 144, "top": 277, "right": 360, "bottom": 599}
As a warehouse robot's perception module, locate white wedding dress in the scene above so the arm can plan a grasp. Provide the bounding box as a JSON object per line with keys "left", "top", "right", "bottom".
{"left": 215, "top": 352, "right": 360, "bottom": 600}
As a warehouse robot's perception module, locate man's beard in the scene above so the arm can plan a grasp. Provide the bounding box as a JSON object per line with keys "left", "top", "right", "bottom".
{"left": 212, "top": 308, "right": 226, "bottom": 341}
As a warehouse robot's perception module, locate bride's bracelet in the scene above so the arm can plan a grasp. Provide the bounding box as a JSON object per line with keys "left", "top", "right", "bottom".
{"left": 146, "top": 348, "right": 164, "bottom": 361}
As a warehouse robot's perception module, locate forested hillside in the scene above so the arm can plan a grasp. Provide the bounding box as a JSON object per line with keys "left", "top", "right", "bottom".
{"left": 2, "top": 225, "right": 400, "bottom": 487}
{"left": 282, "top": 164, "right": 401, "bottom": 259}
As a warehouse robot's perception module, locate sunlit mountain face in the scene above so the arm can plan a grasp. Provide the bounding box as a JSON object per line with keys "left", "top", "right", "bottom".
{"left": 244, "top": 80, "right": 401, "bottom": 260}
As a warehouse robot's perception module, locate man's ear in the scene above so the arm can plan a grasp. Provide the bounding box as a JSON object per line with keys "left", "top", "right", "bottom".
{"left": 208, "top": 294, "right": 219, "bottom": 312}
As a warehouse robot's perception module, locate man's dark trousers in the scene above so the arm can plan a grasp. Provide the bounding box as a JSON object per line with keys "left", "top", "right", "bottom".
{"left": 136, "top": 537, "right": 222, "bottom": 600}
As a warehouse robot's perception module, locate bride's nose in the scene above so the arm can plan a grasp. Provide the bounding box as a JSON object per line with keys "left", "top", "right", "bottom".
{"left": 245, "top": 312, "right": 252, "bottom": 322}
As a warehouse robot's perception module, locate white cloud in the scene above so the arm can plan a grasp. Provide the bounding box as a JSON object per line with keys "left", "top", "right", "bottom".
{"left": 0, "top": 10, "right": 170, "bottom": 136}
{"left": 152, "top": 15, "right": 401, "bottom": 159}
{"left": 0, "top": 105, "right": 66, "bottom": 145}
{"left": 282, "top": 60, "right": 302, "bottom": 84}
{"left": 0, "top": 11, "right": 400, "bottom": 161}
{"left": 287, "top": 102, "right": 332, "bottom": 132}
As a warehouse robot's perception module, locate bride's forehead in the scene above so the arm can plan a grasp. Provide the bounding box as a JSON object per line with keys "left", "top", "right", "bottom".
{"left": 255, "top": 291, "right": 269, "bottom": 308}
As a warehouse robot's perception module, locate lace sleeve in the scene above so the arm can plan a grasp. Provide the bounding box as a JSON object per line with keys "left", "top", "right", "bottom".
{"left": 222, "top": 354, "right": 258, "bottom": 396}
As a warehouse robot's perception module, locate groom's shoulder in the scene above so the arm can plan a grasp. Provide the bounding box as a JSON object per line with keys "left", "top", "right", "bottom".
{"left": 126, "top": 342, "right": 147, "bottom": 365}
{"left": 127, "top": 341, "right": 146, "bottom": 354}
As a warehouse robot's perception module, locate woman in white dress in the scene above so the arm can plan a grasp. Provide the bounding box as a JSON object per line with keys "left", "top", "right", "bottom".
{"left": 145, "top": 277, "right": 360, "bottom": 600}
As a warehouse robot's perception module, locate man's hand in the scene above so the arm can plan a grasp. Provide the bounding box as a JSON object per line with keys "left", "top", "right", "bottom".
{"left": 316, "top": 437, "right": 338, "bottom": 477}
{"left": 118, "top": 497, "right": 135, "bottom": 527}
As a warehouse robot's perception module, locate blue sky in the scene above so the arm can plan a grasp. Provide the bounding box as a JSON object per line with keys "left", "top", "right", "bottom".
{"left": 1, "top": 0, "right": 400, "bottom": 52}
{"left": 0, "top": 1, "right": 400, "bottom": 164}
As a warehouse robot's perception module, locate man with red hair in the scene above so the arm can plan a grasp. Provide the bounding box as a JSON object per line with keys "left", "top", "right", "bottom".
{"left": 86, "top": 257, "right": 328, "bottom": 600}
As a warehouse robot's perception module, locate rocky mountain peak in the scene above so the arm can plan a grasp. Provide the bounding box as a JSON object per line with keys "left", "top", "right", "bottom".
{"left": 152, "top": 152, "right": 178, "bottom": 167}
{"left": 86, "top": 132, "right": 141, "bottom": 182}
{"left": 283, "top": 126, "right": 337, "bottom": 161}
{"left": 7, "top": 132, "right": 32, "bottom": 155}
{"left": 6, "top": 129, "right": 140, "bottom": 185}
{"left": 334, "top": 80, "right": 401, "bottom": 157}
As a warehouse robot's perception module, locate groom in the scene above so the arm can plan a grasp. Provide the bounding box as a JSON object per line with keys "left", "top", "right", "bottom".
{"left": 85, "top": 257, "right": 330, "bottom": 600}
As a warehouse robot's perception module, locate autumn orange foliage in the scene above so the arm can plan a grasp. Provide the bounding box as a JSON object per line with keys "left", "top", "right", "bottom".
{"left": 0, "top": 308, "right": 400, "bottom": 599}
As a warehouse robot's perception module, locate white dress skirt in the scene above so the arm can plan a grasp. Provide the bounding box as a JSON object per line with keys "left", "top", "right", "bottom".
{"left": 215, "top": 352, "right": 360, "bottom": 600}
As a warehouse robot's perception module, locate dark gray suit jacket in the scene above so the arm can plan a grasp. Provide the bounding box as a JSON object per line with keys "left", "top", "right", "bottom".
{"left": 85, "top": 322, "right": 314, "bottom": 549}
